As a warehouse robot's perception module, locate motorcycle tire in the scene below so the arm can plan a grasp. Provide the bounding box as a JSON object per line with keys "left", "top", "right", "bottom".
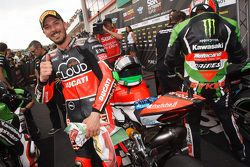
{"left": 232, "top": 88, "right": 250, "bottom": 141}
{"left": 163, "top": 154, "right": 203, "bottom": 167}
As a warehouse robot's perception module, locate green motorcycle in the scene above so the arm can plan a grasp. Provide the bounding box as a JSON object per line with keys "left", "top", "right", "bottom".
{"left": 0, "top": 83, "right": 40, "bottom": 167}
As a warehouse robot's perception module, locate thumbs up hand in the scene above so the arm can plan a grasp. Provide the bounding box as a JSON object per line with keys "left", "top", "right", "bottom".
{"left": 39, "top": 55, "right": 53, "bottom": 82}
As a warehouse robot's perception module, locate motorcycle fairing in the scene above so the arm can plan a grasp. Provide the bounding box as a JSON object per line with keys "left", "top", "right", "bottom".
{"left": 140, "top": 92, "right": 204, "bottom": 117}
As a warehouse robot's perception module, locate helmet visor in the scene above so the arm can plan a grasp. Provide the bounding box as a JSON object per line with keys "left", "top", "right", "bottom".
{"left": 119, "top": 65, "right": 142, "bottom": 78}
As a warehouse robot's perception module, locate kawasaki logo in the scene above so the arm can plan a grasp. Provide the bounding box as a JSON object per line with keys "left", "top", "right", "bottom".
{"left": 203, "top": 19, "right": 215, "bottom": 37}
{"left": 192, "top": 43, "right": 224, "bottom": 51}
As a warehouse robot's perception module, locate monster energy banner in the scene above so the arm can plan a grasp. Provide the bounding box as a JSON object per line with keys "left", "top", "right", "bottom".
{"left": 105, "top": 0, "right": 237, "bottom": 71}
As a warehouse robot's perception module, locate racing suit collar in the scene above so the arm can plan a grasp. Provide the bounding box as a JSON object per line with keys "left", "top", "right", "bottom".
{"left": 57, "top": 37, "right": 76, "bottom": 53}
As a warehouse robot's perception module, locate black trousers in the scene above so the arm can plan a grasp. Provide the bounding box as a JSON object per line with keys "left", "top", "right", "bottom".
{"left": 186, "top": 93, "right": 245, "bottom": 159}
{"left": 156, "top": 70, "right": 183, "bottom": 95}
{"left": 23, "top": 109, "right": 39, "bottom": 141}
{"left": 46, "top": 87, "right": 66, "bottom": 129}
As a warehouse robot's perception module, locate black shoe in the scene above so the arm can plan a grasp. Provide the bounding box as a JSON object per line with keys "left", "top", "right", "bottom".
{"left": 234, "top": 149, "right": 246, "bottom": 162}
{"left": 48, "top": 128, "right": 61, "bottom": 135}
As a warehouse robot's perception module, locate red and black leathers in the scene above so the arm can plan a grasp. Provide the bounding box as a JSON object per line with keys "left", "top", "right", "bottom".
{"left": 165, "top": 12, "right": 247, "bottom": 159}
{"left": 35, "top": 37, "right": 116, "bottom": 166}
{"left": 35, "top": 37, "right": 115, "bottom": 122}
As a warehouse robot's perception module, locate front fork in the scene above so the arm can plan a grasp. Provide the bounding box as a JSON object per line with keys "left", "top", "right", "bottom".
{"left": 129, "top": 130, "right": 158, "bottom": 167}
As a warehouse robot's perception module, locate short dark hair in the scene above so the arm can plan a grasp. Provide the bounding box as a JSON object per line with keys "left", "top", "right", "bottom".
{"left": 28, "top": 40, "right": 43, "bottom": 49}
{"left": 0, "top": 42, "right": 8, "bottom": 53}
{"left": 171, "top": 10, "right": 187, "bottom": 24}
{"left": 103, "top": 18, "right": 112, "bottom": 25}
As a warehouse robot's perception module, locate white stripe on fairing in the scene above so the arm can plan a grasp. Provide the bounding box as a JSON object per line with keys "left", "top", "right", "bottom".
{"left": 110, "top": 101, "right": 135, "bottom": 106}
{"left": 224, "top": 25, "right": 231, "bottom": 51}
{"left": 184, "top": 27, "right": 192, "bottom": 53}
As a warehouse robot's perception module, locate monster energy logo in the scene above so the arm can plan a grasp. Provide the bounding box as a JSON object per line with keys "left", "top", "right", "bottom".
{"left": 203, "top": 19, "right": 216, "bottom": 37}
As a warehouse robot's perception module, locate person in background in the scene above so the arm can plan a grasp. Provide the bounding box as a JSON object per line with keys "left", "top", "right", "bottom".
{"left": 0, "top": 42, "right": 12, "bottom": 88}
{"left": 96, "top": 18, "right": 123, "bottom": 65}
{"left": 13, "top": 51, "right": 24, "bottom": 65}
{"left": 125, "top": 26, "right": 137, "bottom": 57}
{"left": 5, "top": 49, "right": 13, "bottom": 60}
{"left": 28, "top": 40, "right": 66, "bottom": 135}
{"left": 164, "top": 0, "right": 247, "bottom": 161}
{"left": 155, "top": 10, "right": 186, "bottom": 95}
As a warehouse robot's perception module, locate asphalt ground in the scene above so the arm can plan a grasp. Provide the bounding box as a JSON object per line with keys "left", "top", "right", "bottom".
{"left": 28, "top": 72, "right": 250, "bottom": 167}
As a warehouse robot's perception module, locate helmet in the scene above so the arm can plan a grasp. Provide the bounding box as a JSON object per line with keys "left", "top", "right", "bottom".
{"left": 189, "top": 0, "right": 219, "bottom": 17}
{"left": 113, "top": 55, "right": 142, "bottom": 86}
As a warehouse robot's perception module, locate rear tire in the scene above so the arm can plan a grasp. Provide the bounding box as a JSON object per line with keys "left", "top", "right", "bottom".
{"left": 163, "top": 154, "right": 203, "bottom": 167}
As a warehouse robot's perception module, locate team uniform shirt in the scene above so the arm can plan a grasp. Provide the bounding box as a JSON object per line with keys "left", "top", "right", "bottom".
{"left": 35, "top": 37, "right": 115, "bottom": 123}
{"left": 0, "top": 54, "right": 11, "bottom": 83}
{"left": 97, "top": 29, "right": 121, "bottom": 63}
{"left": 34, "top": 51, "right": 48, "bottom": 73}
{"left": 156, "top": 26, "right": 173, "bottom": 63}
{"left": 165, "top": 12, "right": 247, "bottom": 98}
{"left": 155, "top": 26, "right": 173, "bottom": 72}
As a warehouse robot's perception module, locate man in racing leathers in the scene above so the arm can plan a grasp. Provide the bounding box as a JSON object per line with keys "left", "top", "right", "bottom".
{"left": 164, "top": 0, "right": 247, "bottom": 162}
{"left": 35, "top": 10, "right": 119, "bottom": 166}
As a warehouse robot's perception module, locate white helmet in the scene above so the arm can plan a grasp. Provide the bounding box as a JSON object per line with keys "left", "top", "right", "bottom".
{"left": 113, "top": 55, "right": 142, "bottom": 86}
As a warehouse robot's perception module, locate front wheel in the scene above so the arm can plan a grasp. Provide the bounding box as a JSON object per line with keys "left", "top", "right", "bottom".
{"left": 163, "top": 154, "right": 203, "bottom": 167}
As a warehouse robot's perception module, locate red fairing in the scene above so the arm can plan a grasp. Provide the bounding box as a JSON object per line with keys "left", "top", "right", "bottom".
{"left": 140, "top": 91, "right": 205, "bottom": 116}
{"left": 111, "top": 81, "right": 150, "bottom": 105}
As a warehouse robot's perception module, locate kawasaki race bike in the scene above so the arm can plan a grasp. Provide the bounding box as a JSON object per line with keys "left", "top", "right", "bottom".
{"left": 228, "top": 63, "right": 250, "bottom": 141}
{"left": 0, "top": 84, "right": 40, "bottom": 167}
